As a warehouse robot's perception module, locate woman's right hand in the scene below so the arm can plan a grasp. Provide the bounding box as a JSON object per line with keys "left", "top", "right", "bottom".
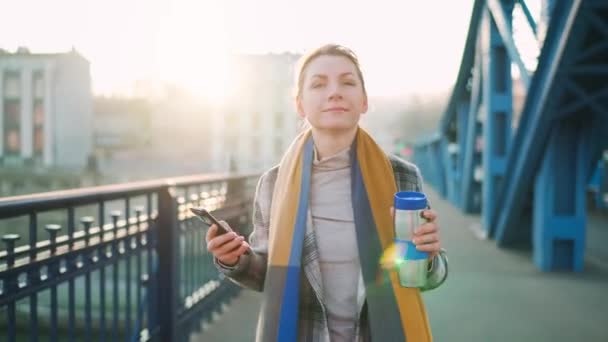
{"left": 205, "top": 221, "right": 250, "bottom": 267}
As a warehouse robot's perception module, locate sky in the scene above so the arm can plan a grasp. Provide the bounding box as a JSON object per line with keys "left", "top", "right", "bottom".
{"left": 1, "top": 0, "right": 541, "bottom": 100}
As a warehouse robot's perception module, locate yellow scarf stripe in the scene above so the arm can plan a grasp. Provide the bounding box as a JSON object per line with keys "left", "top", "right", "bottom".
{"left": 356, "top": 129, "right": 433, "bottom": 342}
{"left": 268, "top": 129, "right": 311, "bottom": 266}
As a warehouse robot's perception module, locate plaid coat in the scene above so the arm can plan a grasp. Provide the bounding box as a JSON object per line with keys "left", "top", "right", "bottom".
{"left": 216, "top": 155, "right": 448, "bottom": 341}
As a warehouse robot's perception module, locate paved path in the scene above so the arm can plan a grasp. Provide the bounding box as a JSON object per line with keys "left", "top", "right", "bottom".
{"left": 191, "top": 187, "right": 608, "bottom": 341}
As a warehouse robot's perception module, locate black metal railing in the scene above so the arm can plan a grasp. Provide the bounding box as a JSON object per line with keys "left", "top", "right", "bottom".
{"left": 0, "top": 173, "right": 258, "bottom": 341}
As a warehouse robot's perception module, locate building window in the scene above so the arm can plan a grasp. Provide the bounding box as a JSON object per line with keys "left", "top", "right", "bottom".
{"left": 33, "top": 71, "right": 44, "bottom": 99}
{"left": 4, "top": 71, "right": 21, "bottom": 98}
{"left": 3, "top": 72, "right": 22, "bottom": 156}
{"left": 4, "top": 100, "right": 21, "bottom": 155}
{"left": 32, "top": 72, "right": 45, "bottom": 158}
{"left": 33, "top": 100, "right": 44, "bottom": 156}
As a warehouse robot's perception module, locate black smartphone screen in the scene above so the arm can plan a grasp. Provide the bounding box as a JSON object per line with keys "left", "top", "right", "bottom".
{"left": 190, "top": 207, "right": 232, "bottom": 235}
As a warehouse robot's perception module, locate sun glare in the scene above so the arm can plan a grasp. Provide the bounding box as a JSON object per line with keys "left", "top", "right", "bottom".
{"left": 155, "top": 44, "right": 233, "bottom": 102}
{"left": 152, "top": 0, "right": 233, "bottom": 103}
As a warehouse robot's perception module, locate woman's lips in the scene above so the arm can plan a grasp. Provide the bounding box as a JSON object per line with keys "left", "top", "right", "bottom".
{"left": 323, "top": 107, "right": 348, "bottom": 112}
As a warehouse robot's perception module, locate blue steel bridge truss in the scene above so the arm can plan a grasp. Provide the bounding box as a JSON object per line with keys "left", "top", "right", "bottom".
{"left": 414, "top": 0, "right": 608, "bottom": 271}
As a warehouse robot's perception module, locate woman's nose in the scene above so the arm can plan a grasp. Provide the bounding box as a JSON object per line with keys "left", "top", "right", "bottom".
{"left": 327, "top": 82, "right": 343, "bottom": 100}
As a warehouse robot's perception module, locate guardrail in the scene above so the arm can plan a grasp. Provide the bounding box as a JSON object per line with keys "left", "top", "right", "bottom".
{"left": 0, "top": 173, "right": 259, "bottom": 341}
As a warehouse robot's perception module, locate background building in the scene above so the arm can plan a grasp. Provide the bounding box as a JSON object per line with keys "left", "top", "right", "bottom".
{"left": 210, "top": 52, "right": 302, "bottom": 173}
{"left": 0, "top": 47, "right": 93, "bottom": 170}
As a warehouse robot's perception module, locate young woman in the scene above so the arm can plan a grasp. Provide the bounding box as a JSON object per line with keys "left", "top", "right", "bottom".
{"left": 206, "top": 44, "right": 448, "bottom": 342}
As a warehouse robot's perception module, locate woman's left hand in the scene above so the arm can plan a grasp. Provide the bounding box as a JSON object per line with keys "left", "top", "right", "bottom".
{"left": 412, "top": 209, "right": 441, "bottom": 258}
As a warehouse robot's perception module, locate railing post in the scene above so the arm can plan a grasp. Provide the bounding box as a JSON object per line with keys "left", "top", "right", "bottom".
{"left": 2, "top": 234, "right": 20, "bottom": 342}
{"left": 45, "top": 224, "right": 62, "bottom": 341}
{"left": 156, "top": 184, "right": 180, "bottom": 342}
{"left": 81, "top": 216, "right": 94, "bottom": 340}
{"left": 110, "top": 210, "right": 122, "bottom": 342}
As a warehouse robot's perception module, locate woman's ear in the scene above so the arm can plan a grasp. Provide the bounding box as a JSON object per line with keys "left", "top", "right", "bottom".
{"left": 362, "top": 96, "right": 369, "bottom": 114}
{"left": 296, "top": 97, "right": 306, "bottom": 118}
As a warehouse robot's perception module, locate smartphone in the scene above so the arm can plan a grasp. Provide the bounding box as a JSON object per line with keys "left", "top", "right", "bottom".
{"left": 190, "top": 207, "right": 232, "bottom": 235}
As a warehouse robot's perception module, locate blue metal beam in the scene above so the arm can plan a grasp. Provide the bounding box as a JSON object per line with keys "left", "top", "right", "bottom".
{"left": 443, "top": 136, "right": 460, "bottom": 205}
{"left": 413, "top": 143, "right": 430, "bottom": 187}
{"left": 534, "top": 79, "right": 607, "bottom": 268}
{"left": 431, "top": 137, "right": 448, "bottom": 197}
{"left": 569, "top": 64, "right": 608, "bottom": 75}
{"left": 456, "top": 102, "right": 470, "bottom": 209}
{"left": 587, "top": 9, "right": 608, "bottom": 36}
{"left": 533, "top": 119, "right": 599, "bottom": 271}
{"left": 461, "top": 34, "right": 484, "bottom": 214}
{"left": 558, "top": 84, "right": 608, "bottom": 118}
{"left": 487, "top": 0, "right": 531, "bottom": 88}
{"left": 461, "top": 107, "right": 483, "bottom": 213}
{"left": 517, "top": 0, "right": 537, "bottom": 35}
{"left": 574, "top": 40, "right": 608, "bottom": 65}
{"left": 598, "top": 157, "right": 607, "bottom": 209}
{"left": 589, "top": 158, "right": 608, "bottom": 210}
{"left": 492, "top": 0, "right": 584, "bottom": 244}
{"left": 481, "top": 2, "right": 514, "bottom": 235}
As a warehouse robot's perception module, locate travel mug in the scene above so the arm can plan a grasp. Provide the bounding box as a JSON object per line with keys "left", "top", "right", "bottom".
{"left": 393, "top": 191, "right": 429, "bottom": 288}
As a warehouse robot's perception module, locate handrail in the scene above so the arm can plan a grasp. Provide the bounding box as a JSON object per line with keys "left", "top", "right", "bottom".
{"left": 0, "top": 173, "right": 257, "bottom": 219}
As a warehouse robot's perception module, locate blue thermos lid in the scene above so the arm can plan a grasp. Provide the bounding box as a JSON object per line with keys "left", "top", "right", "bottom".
{"left": 394, "top": 191, "right": 427, "bottom": 210}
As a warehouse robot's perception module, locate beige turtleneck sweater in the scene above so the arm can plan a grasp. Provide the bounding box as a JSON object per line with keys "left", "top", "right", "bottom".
{"left": 311, "top": 145, "right": 361, "bottom": 342}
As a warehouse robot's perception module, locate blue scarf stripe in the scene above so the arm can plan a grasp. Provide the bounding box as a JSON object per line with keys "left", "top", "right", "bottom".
{"left": 351, "top": 142, "right": 407, "bottom": 341}
{"left": 287, "top": 138, "right": 314, "bottom": 267}
{"left": 276, "top": 138, "right": 314, "bottom": 340}
{"left": 350, "top": 145, "right": 381, "bottom": 283}
{"left": 276, "top": 266, "right": 302, "bottom": 341}
{"left": 257, "top": 267, "right": 288, "bottom": 341}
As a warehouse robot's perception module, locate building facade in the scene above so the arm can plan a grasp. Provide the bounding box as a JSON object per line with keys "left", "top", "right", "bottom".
{"left": 0, "top": 47, "right": 93, "bottom": 170}
{"left": 210, "top": 52, "right": 302, "bottom": 173}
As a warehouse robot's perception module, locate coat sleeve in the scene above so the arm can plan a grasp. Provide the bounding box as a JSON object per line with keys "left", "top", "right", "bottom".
{"left": 414, "top": 164, "right": 449, "bottom": 291}
{"left": 214, "top": 170, "right": 275, "bottom": 291}
{"left": 391, "top": 156, "right": 449, "bottom": 292}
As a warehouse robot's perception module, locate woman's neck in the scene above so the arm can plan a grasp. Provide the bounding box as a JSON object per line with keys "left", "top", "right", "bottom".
{"left": 311, "top": 126, "right": 358, "bottom": 160}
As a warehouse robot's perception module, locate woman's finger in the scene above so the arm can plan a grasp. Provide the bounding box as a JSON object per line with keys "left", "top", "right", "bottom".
{"left": 215, "top": 236, "right": 245, "bottom": 255}
{"left": 420, "top": 209, "right": 438, "bottom": 222}
{"left": 224, "top": 242, "right": 250, "bottom": 260}
{"left": 413, "top": 233, "right": 439, "bottom": 245}
{"left": 415, "top": 242, "right": 440, "bottom": 253}
{"left": 215, "top": 235, "right": 245, "bottom": 255}
{"left": 205, "top": 224, "right": 217, "bottom": 242}
{"left": 207, "top": 232, "right": 238, "bottom": 251}
{"left": 414, "top": 222, "right": 439, "bottom": 235}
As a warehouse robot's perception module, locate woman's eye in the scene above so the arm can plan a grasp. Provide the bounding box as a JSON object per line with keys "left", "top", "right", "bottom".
{"left": 311, "top": 83, "right": 324, "bottom": 88}
{"left": 343, "top": 81, "right": 356, "bottom": 86}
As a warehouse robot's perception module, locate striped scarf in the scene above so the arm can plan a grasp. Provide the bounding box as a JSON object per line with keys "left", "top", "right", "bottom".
{"left": 257, "top": 127, "right": 432, "bottom": 341}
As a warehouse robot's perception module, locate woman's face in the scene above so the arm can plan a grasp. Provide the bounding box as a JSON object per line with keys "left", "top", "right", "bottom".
{"left": 297, "top": 55, "right": 368, "bottom": 133}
